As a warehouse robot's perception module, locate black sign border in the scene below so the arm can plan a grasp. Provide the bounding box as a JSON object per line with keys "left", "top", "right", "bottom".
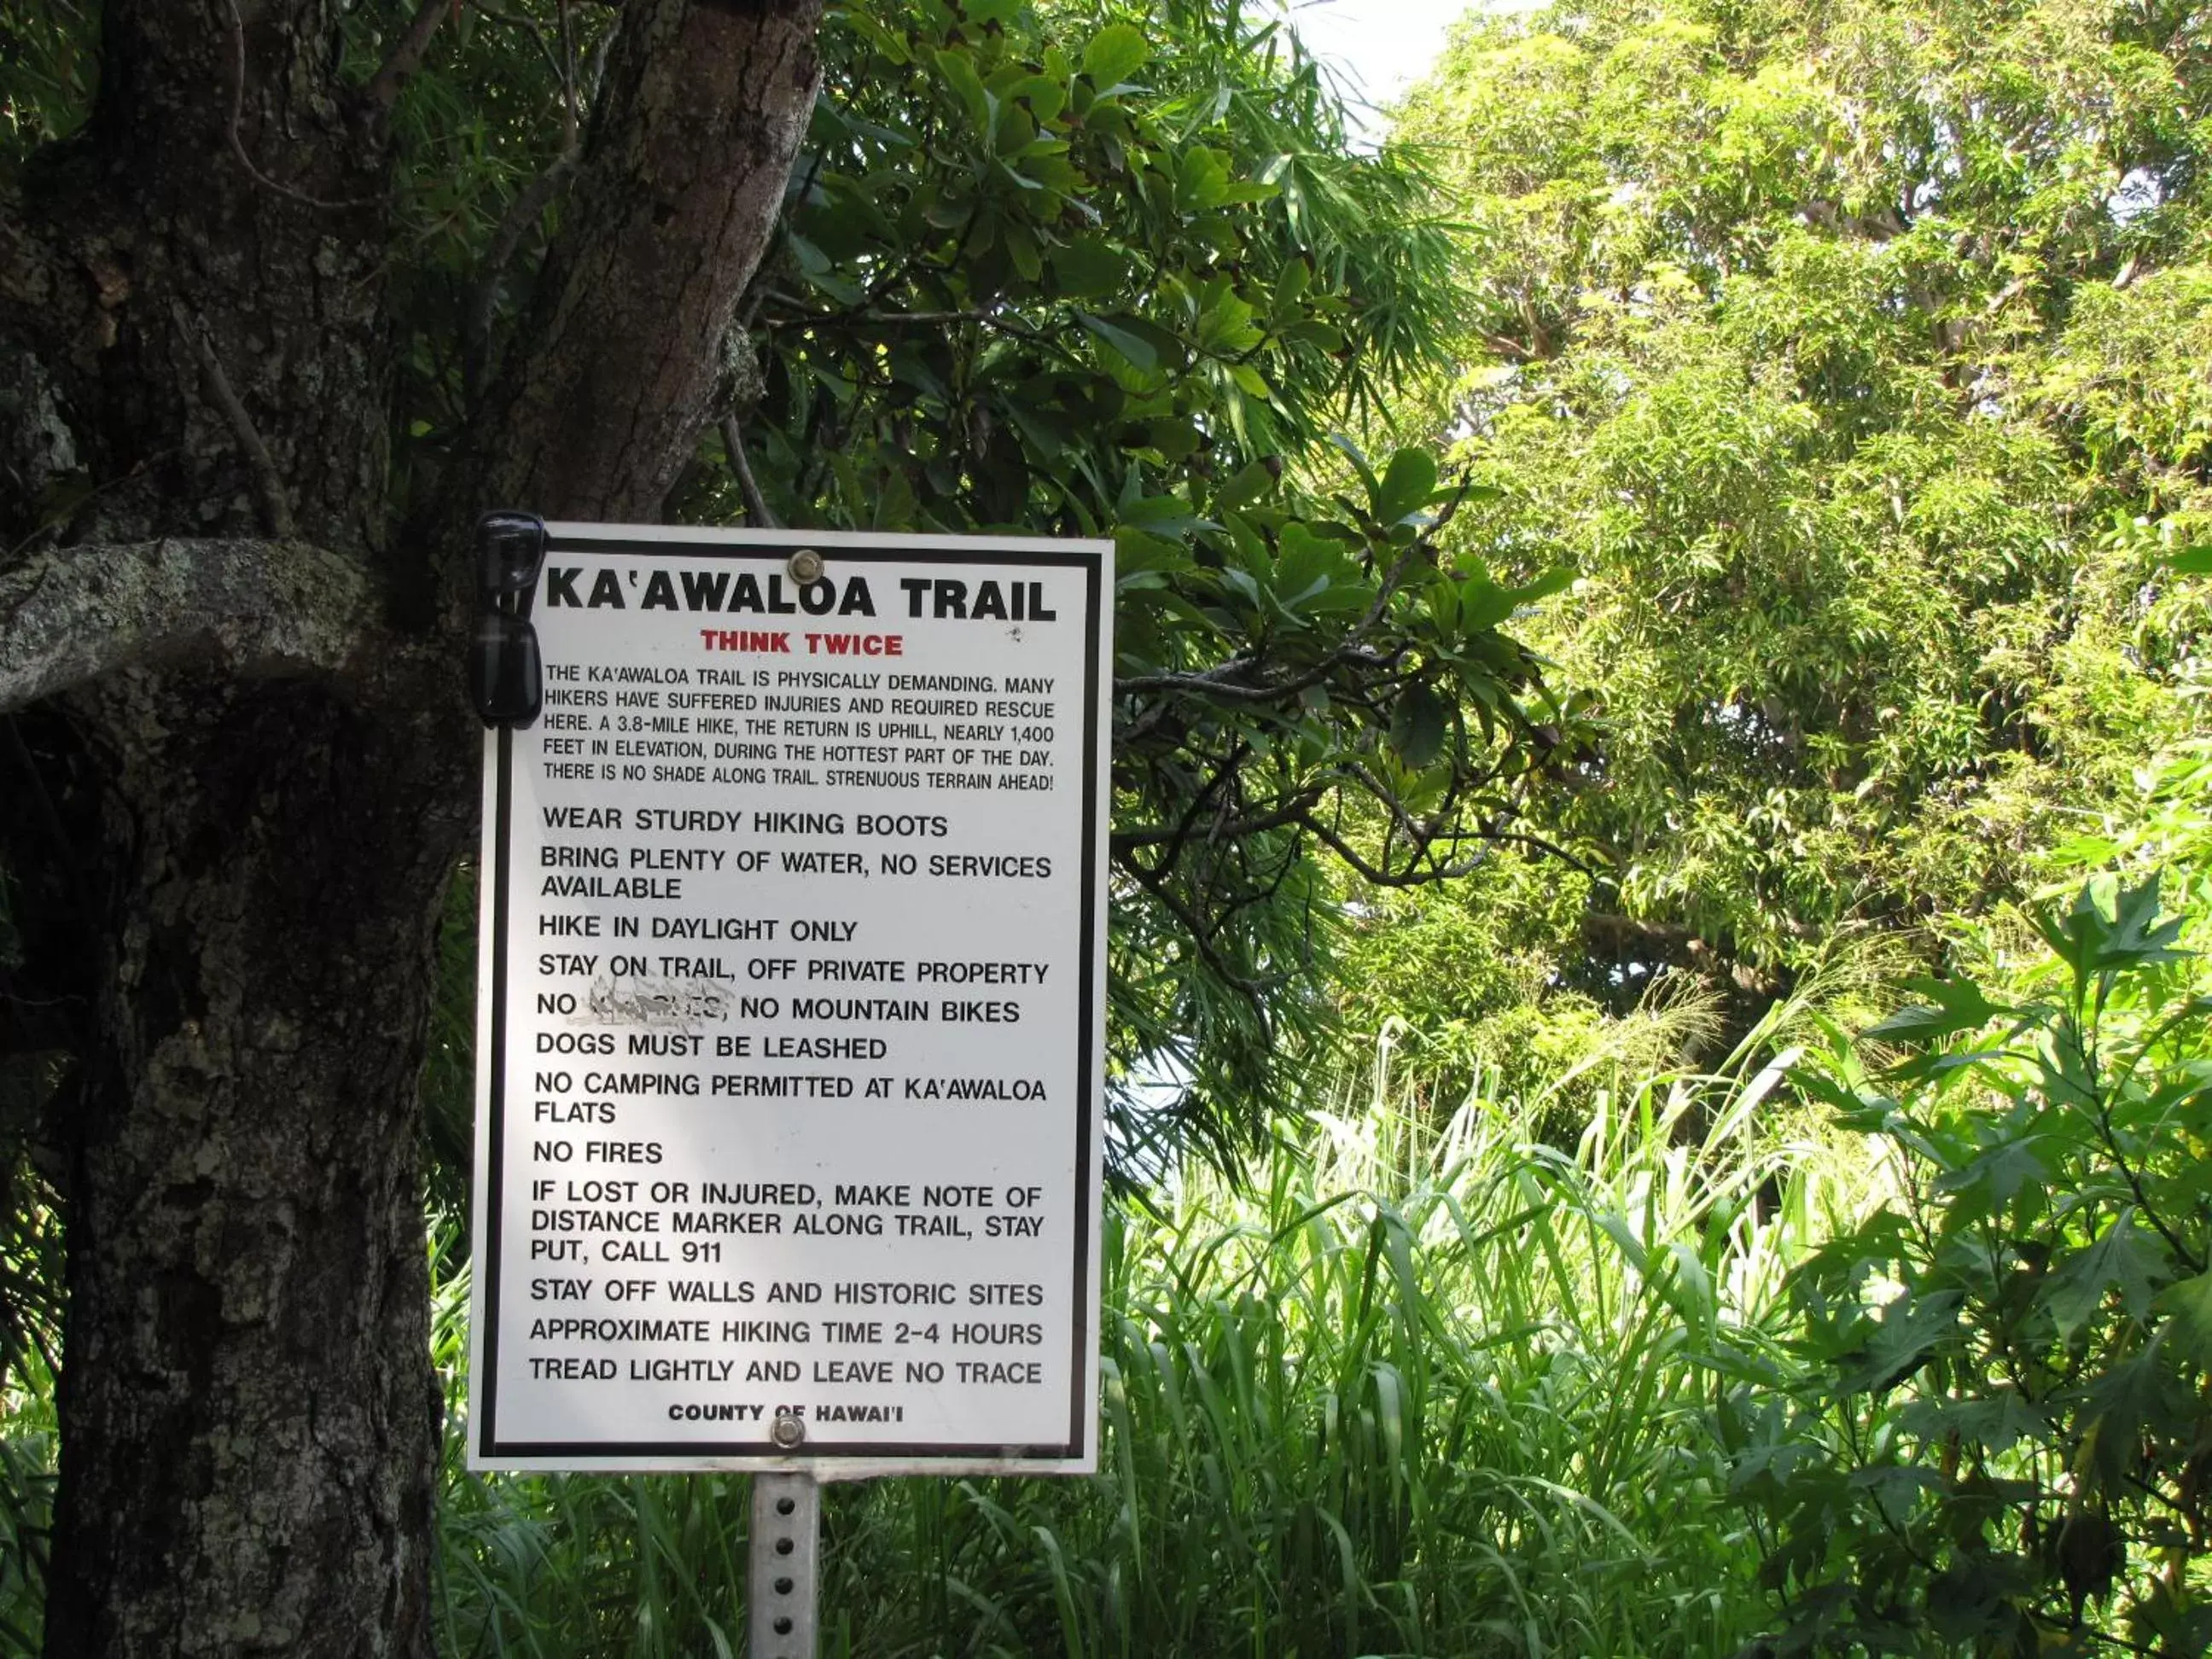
{"left": 477, "top": 534, "right": 1105, "bottom": 1464}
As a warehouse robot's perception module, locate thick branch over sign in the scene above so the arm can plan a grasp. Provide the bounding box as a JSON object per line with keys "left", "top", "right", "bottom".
{"left": 463, "top": 0, "right": 826, "bottom": 521}
{"left": 0, "top": 538, "right": 375, "bottom": 713}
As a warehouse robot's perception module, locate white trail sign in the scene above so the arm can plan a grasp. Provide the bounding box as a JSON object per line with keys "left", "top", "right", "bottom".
{"left": 469, "top": 525, "right": 1110, "bottom": 1474}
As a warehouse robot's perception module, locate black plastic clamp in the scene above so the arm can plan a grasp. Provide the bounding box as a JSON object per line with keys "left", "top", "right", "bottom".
{"left": 471, "top": 510, "right": 549, "bottom": 728}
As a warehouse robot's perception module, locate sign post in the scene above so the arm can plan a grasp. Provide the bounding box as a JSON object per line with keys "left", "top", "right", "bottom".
{"left": 468, "top": 521, "right": 1112, "bottom": 1646}
{"left": 748, "top": 1471, "right": 818, "bottom": 1657}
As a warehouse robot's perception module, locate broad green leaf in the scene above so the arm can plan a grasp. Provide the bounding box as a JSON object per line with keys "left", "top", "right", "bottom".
{"left": 1375, "top": 447, "right": 1439, "bottom": 525}
{"left": 2075, "top": 1338, "right": 2184, "bottom": 1493}
{"left": 1458, "top": 578, "right": 1516, "bottom": 632}
{"left": 1502, "top": 566, "right": 1575, "bottom": 605}
{"left": 1895, "top": 1392, "right": 2047, "bottom": 1453}
{"left": 2034, "top": 875, "right": 2188, "bottom": 985}
{"left": 1213, "top": 460, "right": 1276, "bottom": 512}
{"left": 1176, "top": 146, "right": 1230, "bottom": 211}
{"left": 934, "top": 47, "right": 993, "bottom": 139}
{"left": 1280, "top": 317, "right": 1346, "bottom": 352}
{"left": 1862, "top": 977, "right": 2011, "bottom": 1044}
{"left": 1835, "top": 1289, "right": 1962, "bottom": 1395}
{"left": 1272, "top": 521, "right": 1363, "bottom": 618}
{"left": 1115, "top": 492, "right": 1207, "bottom": 536}
{"left": 1077, "top": 311, "right": 1158, "bottom": 372}
{"left": 1389, "top": 684, "right": 1448, "bottom": 767}
{"left": 1194, "top": 288, "right": 1261, "bottom": 355}
{"left": 2154, "top": 1268, "right": 2212, "bottom": 1364}
{"left": 1111, "top": 525, "right": 1192, "bottom": 577}
{"left": 1325, "top": 434, "right": 1380, "bottom": 504}
{"left": 2099, "top": 872, "right": 2190, "bottom": 969}
{"left": 1003, "top": 220, "right": 1043, "bottom": 282}
{"left": 1140, "top": 417, "right": 1202, "bottom": 463}
{"left": 998, "top": 73, "right": 1067, "bottom": 126}
{"left": 2043, "top": 1210, "right": 2163, "bottom": 1339}
{"left": 1931, "top": 1134, "right": 2046, "bottom": 1222}
{"left": 1081, "top": 23, "right": 1150, "bottom": 91}
{"left": 1052, "top": 235, "right": 1124, "bottom": 299}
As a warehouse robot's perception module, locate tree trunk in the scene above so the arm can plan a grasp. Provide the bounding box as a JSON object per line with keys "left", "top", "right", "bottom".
{"left": 0, "top": 0, "right": 824, "bottom": 1648}
{"left": 41, "top": 671, "right": 472, "bottom": 1656}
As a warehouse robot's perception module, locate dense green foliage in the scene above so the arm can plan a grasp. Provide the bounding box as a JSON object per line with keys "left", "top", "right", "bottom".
{"left": 729, "top": 0, "right": 1580, "bottom": 1153}
{"left": 1735, "top": 870, "right": 2212, "bottom": 1653}
{"left": 1353, "top": 0, "right": 2212, "bottom": 1074}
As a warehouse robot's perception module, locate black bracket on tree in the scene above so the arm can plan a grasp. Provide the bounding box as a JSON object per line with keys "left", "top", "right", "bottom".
{"left": 471, "top": 510, "right": 548, "bottom": 728}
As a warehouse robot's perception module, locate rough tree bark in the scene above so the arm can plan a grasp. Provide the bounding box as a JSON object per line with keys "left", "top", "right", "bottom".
{"left": 0, "top": 0, "right": 824, "bottom": 1651}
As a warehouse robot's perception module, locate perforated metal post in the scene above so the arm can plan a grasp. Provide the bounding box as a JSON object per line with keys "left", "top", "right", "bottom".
{"left": 748, "top": 1470, "right": 819, "bottom": 1658}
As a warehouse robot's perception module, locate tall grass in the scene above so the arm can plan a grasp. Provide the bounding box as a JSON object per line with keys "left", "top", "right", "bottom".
{"left": 435, "top": 1027, "right": 1839, "bottom": 1658}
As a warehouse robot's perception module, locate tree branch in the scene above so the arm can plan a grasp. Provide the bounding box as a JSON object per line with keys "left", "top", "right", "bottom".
{"left": 171, "top": 300, "right": 294, "bottom": 537}
{"left": 719, "top": 415, "right": 778, "bottom": 527}
{"left": 1111, "top": 847, "right": 1269, "bottom": 998}
{"left": 463, "top": 18, "right": 614, "bottom": 403}
{"left": 220, "top": 0, "right": 381, "bottom": 212}
{"left": 365, "top": 0, "right": 455, "bottom": 109}
{"left": 1114, "top": 644, "right": 1398, "bottom": 704}
{"left": 465, "top": 151, "right": 580, "bottom": 399}
{"left": 0, "top": 538, "right": 377, "bottom": 713}
{"left": 458, "top": 0, "right": 827, "bottom": 521}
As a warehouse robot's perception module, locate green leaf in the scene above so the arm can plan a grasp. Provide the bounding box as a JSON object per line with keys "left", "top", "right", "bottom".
{"left": 1271, "top": 521, "right": 1363, "bottom": 618}
{"left": 1456, "top": 577, "right": 1516, "bottom": 632}
{"left": 2101, "top": 872, "right": 2190, "bottom": 969}
{"left": 1895, "top": 1392, "right": 2047, "bottom": 1453}
{"left": 2155, "top": 1268, "right": 2212, "bottom": 1365}
{"left": 1835, "top": 1288, "right": 1962, "bottom": 1395}
{"left": 1052, "top": 235, "right": 1124, "bottom": 300}
{"left": 1112, "top": 525, "right": 1192, "bottom": 577}
{"left": 1000, "top": 73, "right": 1068, "bottom": 125}
{"left": 1004, "top": 220, "right": 1043, "bottom": 282}
{"left": 2166, "top": 544, "right": 2212, "bottom": 573}
{"left": 2043, "top": 1210, "right": 2163, "bottom": 1340}
{"left": 1176, "top": 146, "right": 1231, "bottom": 211}
{"left": 1077, "top": 311, "right": 1158, "bottom": 372}
{"left": 1862, "top": 977, "right": 2011, "bottom": 1044}
{"left": 1389, "top": 684, "right": 1448, "bottom": 767}
{"left": 1501, "top": 566, "right": 1574, "bottom": 606}
{"left": 1214, "top": 460, "right": 1276, "bottom": 512}
{"left": 1081, "top": 23, "right": 1150, "bottom": 91}
{"left": 2076, "top": 1336, "right": 2185, "bottom": 1493}
{"left": 1116, "top": 492, "right": 1208, "bottom": 536}
{"left": 1932, "top": 1134, "right": 2046, "bottom": 1221}
{"left": 1141, "top": 417, "right": 1202, "bottom": 463}
{"left": 1925, "top": 1552, "right": 2037, "bottom": 1641}
{"left": 1375, "top": 447, "right": 1439, "bottom": 525}
{"left": 1280, "top": 318, "right": 1346, "bottom": 352}
{"left": 934, "top": 46, "right": 994, "bottom": 139}
{"left": 2034, "top": 875, "right": 2189, "bottom": 986}
{"left": 1194, "top": 287, "right": 1261, "bottom": 354}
